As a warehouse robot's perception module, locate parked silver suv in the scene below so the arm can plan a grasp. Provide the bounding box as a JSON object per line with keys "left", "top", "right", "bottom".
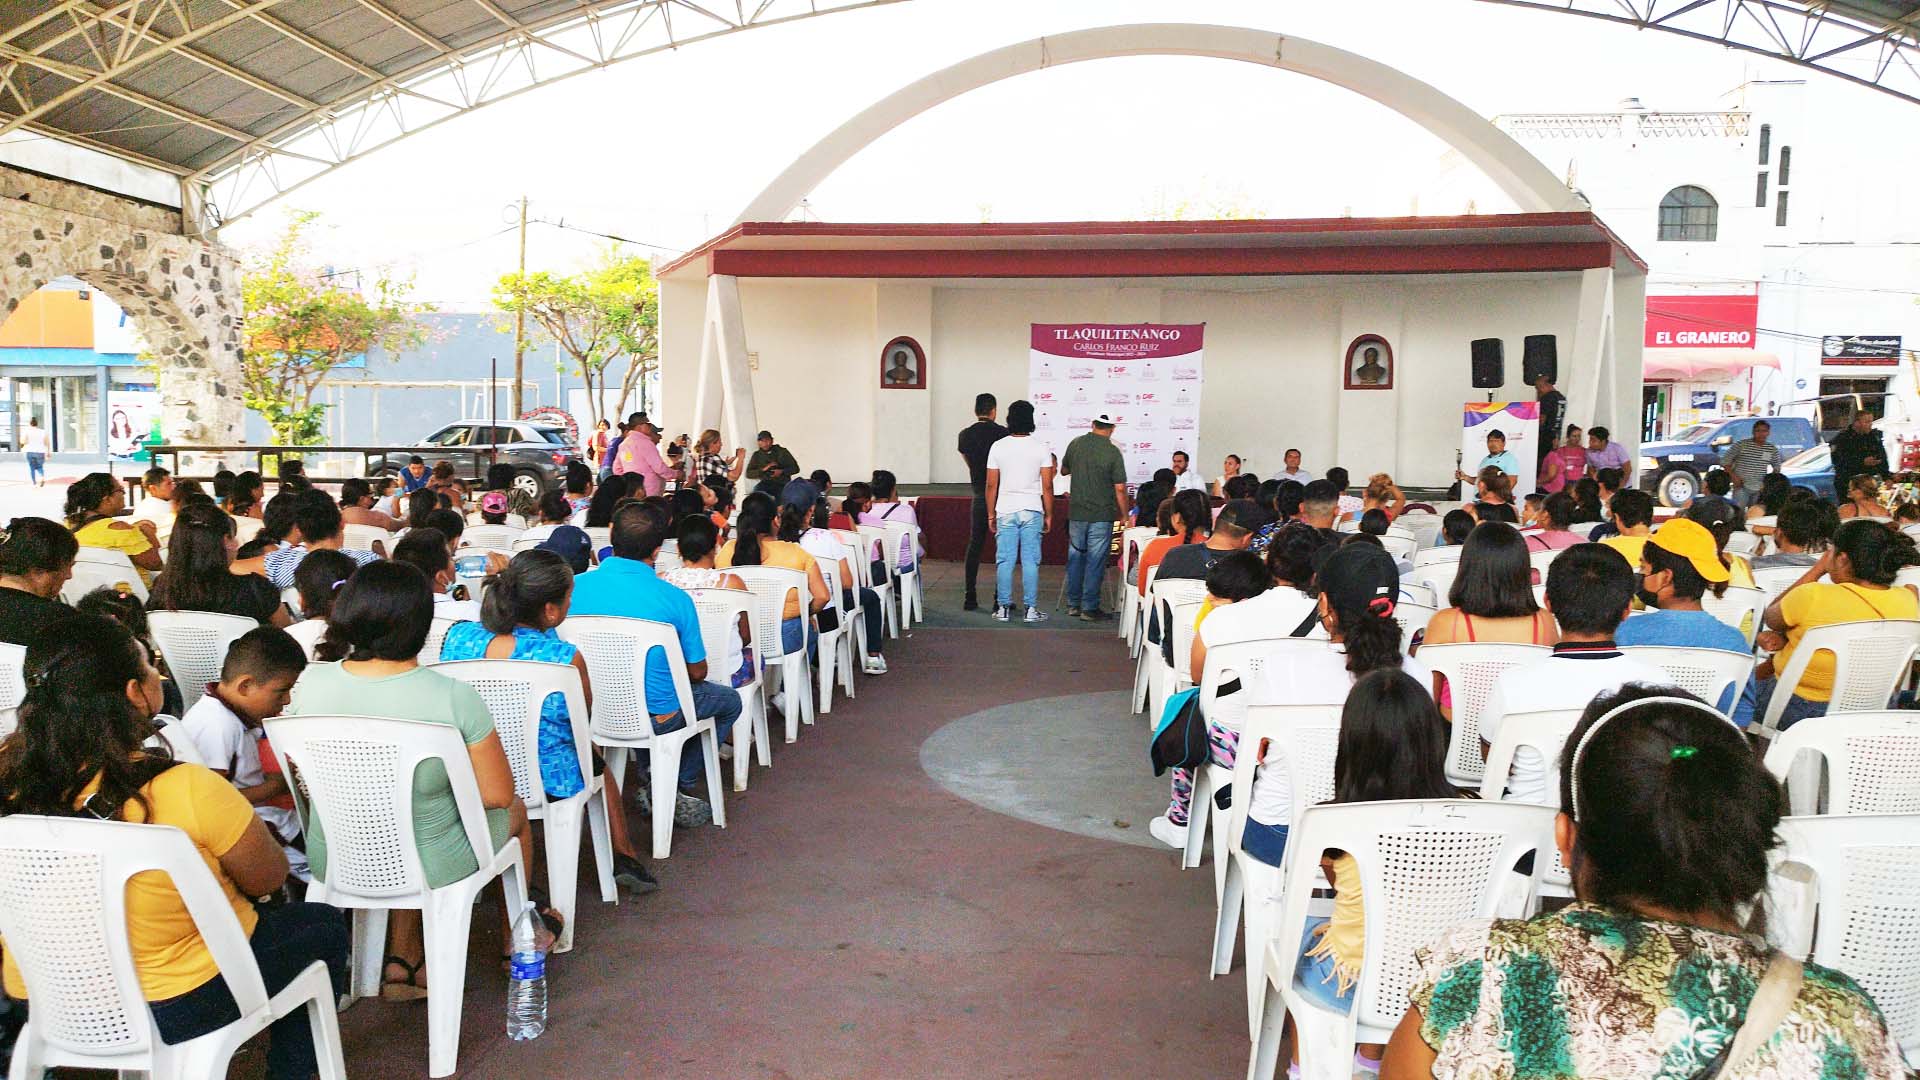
{"left": 379, "top": 420, "right": 577, "bottom": 497}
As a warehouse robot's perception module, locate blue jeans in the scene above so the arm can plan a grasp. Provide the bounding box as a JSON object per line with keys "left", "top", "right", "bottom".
{"left": 995, "top": 509, "right": 1044, "bottom": 608}
{"left": 24, "top": 452, "right": 44, "bottom": 484}
{"left": 1066, "top": 519, "right": 1113, "bottom": 612}
{"left": 1295, "top": 917, "right": 1355, "bottom": 1012}
{"left": 1733, "top": 674, "right": 1831, "bottom": 731}
{"left": 652, "top": 680, "right": 742, "bottom": 786}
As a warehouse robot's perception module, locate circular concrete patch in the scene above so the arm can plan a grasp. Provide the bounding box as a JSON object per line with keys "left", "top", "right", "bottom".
{"left": 919, "top": 690, "right": 1170, "bottom": 849}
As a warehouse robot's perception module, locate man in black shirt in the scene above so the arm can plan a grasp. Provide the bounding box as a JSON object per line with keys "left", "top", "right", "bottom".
{"left": 1830, "top": 409, "right": 1890, "bottom": 496}
{"left": 956, "top": 393, "right": 1008, "bottom": 610}
{"left": 1534, "top": 374, "right": 1567, "bottom": 463}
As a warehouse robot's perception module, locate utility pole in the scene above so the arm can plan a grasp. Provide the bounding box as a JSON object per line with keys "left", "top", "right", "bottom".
{"left": 511, "top": 195, "right": 529, "bottom": 417}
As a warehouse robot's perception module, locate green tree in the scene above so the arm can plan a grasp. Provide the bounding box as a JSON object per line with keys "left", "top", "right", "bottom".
{"left": 240, "top": 211, "right": 431, "bottom": 444}
{"left": 492, "top": 248, "right": 657, "bottom": 431}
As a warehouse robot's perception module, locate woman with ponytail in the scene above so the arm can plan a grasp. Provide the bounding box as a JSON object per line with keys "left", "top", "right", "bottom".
{"left": 781, "top": 481, "right": 888, "bottom": 675}
{"left": 1384, "top": 685, "right": 1909, "bottom": 1079}
{"left": 65, "top": 471, "right": 161, "bottom": 584}
{"left": 1135, "top": 488, "right": 1210, "bottom": 600}
{"left": 1737, "top": 518, "right": 1920, "bottom": 730}
{"left": 436, "top": 550, "right": 652, "bottom": 892}
{"left": 0, "top": 613, "right": 347, "bottom": 1080}
{"left": 292, "top": 560, "right": 548, "bottom": 997}
{"left": 717, "top": 491, "right": 829, "bottom": 654}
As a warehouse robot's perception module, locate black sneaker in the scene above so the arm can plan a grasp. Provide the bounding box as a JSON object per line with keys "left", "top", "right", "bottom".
{"left": 613, "top": 854, "right": 660, "bottom": 895}
{"left": 1079, "top": 609, "right": 1115, "bottom": 622}
{"left": 962, "top": 597, "right": 980, "bottom": 611}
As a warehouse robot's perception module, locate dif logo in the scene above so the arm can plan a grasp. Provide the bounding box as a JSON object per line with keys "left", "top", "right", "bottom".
{"left": 1135, "top": 391, "right": 1158, "bottom": 405}
{"left": 1106, "top": 364, "right": 1131, "bottom": 379}
{"left": 1032, "top": 390, "right": 1057, "bottom": 404}
{"left": 1132, "top": 439, "right": 1156, "bottom": 456}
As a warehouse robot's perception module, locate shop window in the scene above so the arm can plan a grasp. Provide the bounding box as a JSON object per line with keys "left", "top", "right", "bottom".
{"left": 1658, "top": 186, "right": 1718, "bottom": 241}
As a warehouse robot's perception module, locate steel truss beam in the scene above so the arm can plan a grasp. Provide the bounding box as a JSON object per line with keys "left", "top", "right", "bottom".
{"left": 1478, "top": 1, "right": 1920, "bottom": 106}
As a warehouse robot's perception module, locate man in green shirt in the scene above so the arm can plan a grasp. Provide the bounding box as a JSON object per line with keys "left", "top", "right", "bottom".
{"left": 1059, "top": 413, "right": 1132, "bottom": 621}
{"left": 744, "top": 429, "right": 800, "bottom": 494}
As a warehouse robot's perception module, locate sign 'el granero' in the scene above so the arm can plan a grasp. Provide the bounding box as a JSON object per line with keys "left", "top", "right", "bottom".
{"left": 1821, "top": 334, "right": 1903, "bottom": 366}
{"left": 1645, "top": 295, "right": 1758, "bottom": 348}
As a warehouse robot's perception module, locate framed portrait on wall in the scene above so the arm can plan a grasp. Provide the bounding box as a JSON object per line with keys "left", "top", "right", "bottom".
{"left": 881, "top": 336, "right": 926, "bottom": 390}
{"left": 1344, "top": 334, "right": 1393, "bottom": 391}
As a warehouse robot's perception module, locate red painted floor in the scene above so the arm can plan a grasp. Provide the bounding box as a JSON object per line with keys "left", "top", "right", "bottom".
{"left": 331, "top": 602, "right": 1247, "bottom": 1078}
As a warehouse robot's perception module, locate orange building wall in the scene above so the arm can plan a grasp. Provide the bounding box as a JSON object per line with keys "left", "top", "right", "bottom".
{"left": 0, "top": 290, "right": 94, "bottom": 349}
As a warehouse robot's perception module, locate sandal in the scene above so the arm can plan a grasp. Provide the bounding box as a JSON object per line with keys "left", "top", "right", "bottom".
{"left": 525, "top": 887, "right": 566, "bottom": 942}
{"left": 379, "top": 955, "right": 429, "bottom": 1002}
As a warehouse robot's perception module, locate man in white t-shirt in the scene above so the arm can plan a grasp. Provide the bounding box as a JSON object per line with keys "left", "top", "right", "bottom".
{"left": 1169, "top": 450, "right": 1208, "bottom": 492}
{"left": 132, "top": 465, "right": 177, "bottom": 548}
{"left": 984, "top": 399, "right": 1055, "bottom": 623}
{"left": 1276, "top": 447, "right": 1310, "bottom": 484}
{"left": 1481, "top": 543, "right": 1662, "bottom": 805}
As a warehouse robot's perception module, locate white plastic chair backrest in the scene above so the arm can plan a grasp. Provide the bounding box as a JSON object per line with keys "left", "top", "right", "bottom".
{"left": 74, "top": 547, "right": 136, "bottom": 569}
{"left": 1376, "top": 533, "right": 1418, "bottom": 563}
{"left": 1334, "top": 518, "right": 1360, "bottom": 534}
{"left": 554, "top": 615, "right": 697, "bottom": 742}
{"left": 1772, "top": 813, "right": 1920, "bottom": 1058}
{"left": 1412, "top": 546, "right": 1464, "bottom": 569}
{"left": 433, "top": 658, "right": 588, "bottom": 812}
{"left": 583, "top": 526, "right": 610, "bottom": 553}
{"left": 812, "top": 557, "right": 848, "bottom": 627}
{"left": 341, "top": 523, "right": 388, "bottom": 553}
{"left": 1418, "top": 642, "right": 1553, "bottom": 783}
{"left": 1478, "top": 709, "right": 1584, "bottom": 804}
{"left": 265, "top": 712, "right": 495, "bottom": 897}
{"left": 1196, "top": 638, "right": 1326, "bottom": 726}
{"left": 1272, "top": 799, "right": 1554, "bottom": 1034}
{"left": 0, "top": 641, "right": 24, "bottom": 712}
{"left": 1149, "top": 577, "right": 1209, "bottom": 649}
{"left": 1767, "top": 620, "right": 1920, "bottom": 729}
{"left": 0, "top": 708, "right": 15, "bottom": 739}
{"left": 231, "top": 516, "right": 264, "bottom": 545}
{"left": 1724, "top": 530, "right": 1762, "bottom": 557}
{"left": 461, "top": 524, "right": 523, "bottom": 552}
{"left": 1754, "top": 564, "right": 1812, "bottom": 603}
{"left": 1897, "top": 566, "right": 1920, "bottom": 593}
{"left": 1413, "top": 560, "right": 1462, "bottom": 605}
{"left": 1763, "top": 712, "right": 1920, "bottom": 816}
{"left": 654, "top": 540, "right": 682, "bottom": 574}
{"left": 417, "top": 613, "right": 462, "bottom": 666}
{"left": 1617, "top": 646, "right": 1753, "bottom": 710}
{"left": 62, "top": 554, "right": 149, "bottom": 604}
{"left": 1227, "top": 704, "right": 1342, "bottom": 845}
{"left": 1119, "top": 526, "right": 1157, "bottom": 580}
{"left": 687, "top": 588, "right": 758, "bottom": 688}
{"left": 1526, "top": 547, "right": 1563, "bottom": 582}
{"left": 728, "top": 565, "right": 806, "bottom": 662}
{"left": 285, "top": 618, "right": 327, "bottom": 661}
{"left": 147, "top": 611, "right": 255, "bottom": 711}
{"left": 147, "top": 722, "right": 204, "bottom": 766}
{"left": 1395, "top": 602, "right": 1438, "bottom": 655}
{"left": 0, "top": 816, "right": 272, "bottom": 1061}
{"left": 879, "top": 522, "right": 921, "bottom": 573}
{"left": 510, "top": 535, "right": 545, "bottom": 554}
{"left": 1699, "top": 585, "right": 1765, "bottom": 644}
{"left": 1165, "top": 598, "right": 1204, "bottom": 674}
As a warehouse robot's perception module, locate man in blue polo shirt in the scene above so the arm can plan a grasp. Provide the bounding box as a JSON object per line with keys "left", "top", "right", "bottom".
{"left": 569, "top": 500, "right": 741, "bottom": 827}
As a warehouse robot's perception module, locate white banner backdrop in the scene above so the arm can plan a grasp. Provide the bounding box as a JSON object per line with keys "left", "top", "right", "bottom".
{"left": 1460, "top": 400, "right": 1541, "bottom": 499}
{"left": 1029, "top": 323, "right": 1204, "bottom": 485}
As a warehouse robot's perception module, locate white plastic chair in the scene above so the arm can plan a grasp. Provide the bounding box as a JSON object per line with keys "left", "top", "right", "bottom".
{"left": 148, "top": 722, "right": 205, "bottom": 766}
{"left": 811, "top": 558, "right": 856, "bottom": 712}
{"left": 1762, "top": 711, "right": 1920, "bottom": 816}
{"left": 63, "top": 548, "right": 149, "bottom": 603}
{"left": 1114, "top": 525, "right": 1158, "bottom": 635}
{"left": 1150, "top": 596, "right": 1205, "bottom": 726}
{"left": 1771, "top": 813, "right": 1920, "bottom": 1061}
{"left": 1410, "top": 560, "right": 1462, "bottom": 606}
{"left": 555, "top": 615, "right": 726, "bottom": 859}
{"left": 1210, "top": 703, "right": 1342, "bottom": 1036}
{"left": 1129, "top": 563, "right": 1162, "bottom": 660}
{"left": 1134, "top": 576, "right": 1207, "bottom": 715}
{"left": 654, "top": 539, "right": 682, "bottom": 575}
{"left": 1417, "top": 641, "right": 1552, "bottom": 786}
{"left": 1478, "top": 708, "right": 1585, "bottom": 900}
{"left": 688, "top": 588, "right": 772, "bottom": 791}
{"left": 1394, "top": 601, "right": 1438, "bottom": 657}
{"left": 1754, "top": 619, "right": 1920, "bottom": 742}
{"left": 1526, "top": 547, "right": 1563, "bottom": 584}
{"left": 264, "top": 713, "right": 527, "bottom": 1078}
{"left": 1754, "top": 563, "right": 1814, "bottom": 603}
{"left": 1724, "top": 529, "right": 1762, "bottom": 557}
{"left": 834, "top": 534, "right": 872, "bottom": 667}
{"left": 341, "top": 523, "right": 390, "bottom": 555}
{"left": 1411, "top": 546, "right": 1464, "bottom": 569}
{"left": 1375, "top": 532, "right": 1418, "bottom": 563}
{"left": 730, "top": 565, "right": 814, "bottom": 739}
{"left": 1618, "top": 645, "right": 1753, "bottom": 712}
{"left": 432, "top": 658, "right": 616, "bottom": 953}
{"left": 840, "top": 528, "right": 896, "bottom": 641}
{"left": 879, "top": 522, "right": 925, "bottom": 628}
{"left": 0, "top": 816, "right": 346, "bottom": 1080}
{"left": 1248, "top": 799, "right": 1555, "bottom": 1080}
{"left": 1700, "top": 584, "right": 1766, "bottom": 644}
{"left": 147, "top": 610, "right": 255, "bottom": 712}
{"left": 416, "top": 613, "right": 463, "bottom": 666}
{"left": 285, "top": 618, "right": 328, "bottom": 661}
{"left": 0, "top": 641, "right": 24, "bottom": 712}
{"left": 583, "top": 526, "right": 611, "bottom": 554}
{"left": 231, "top": 516, "right": 264, "bottom": 546}
{"left": 459, "top": 523, "right": 523, "bottom": 554}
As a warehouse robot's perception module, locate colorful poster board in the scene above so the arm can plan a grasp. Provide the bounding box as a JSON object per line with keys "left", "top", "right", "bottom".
{"left": 1461, "top": 401, "right": 1540, "bottom": 499}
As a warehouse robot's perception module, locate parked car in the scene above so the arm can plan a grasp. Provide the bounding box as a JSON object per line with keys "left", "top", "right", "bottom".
{"left": 1638, "top": 415, "right": 1820, "bottom": 507}
{"left": 1780, "top": 441, "right": 1838, "bottom": 502}
{"left": 377, "top": 420, "right": 577, "bottom": 497}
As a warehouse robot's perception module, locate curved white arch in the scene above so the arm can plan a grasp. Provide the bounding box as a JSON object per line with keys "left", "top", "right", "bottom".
{"left": 737, "top": 22, "right": 1582, "bottom": 224}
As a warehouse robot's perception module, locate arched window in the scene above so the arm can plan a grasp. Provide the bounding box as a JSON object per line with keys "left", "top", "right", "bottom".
{"left": 1658, "top": 186, "right": 1718, "bottom": 242}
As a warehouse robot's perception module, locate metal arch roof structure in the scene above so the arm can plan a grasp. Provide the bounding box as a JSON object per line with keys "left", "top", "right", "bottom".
{"left": 0, "top": 0, "right": 1915, "bottom": 229}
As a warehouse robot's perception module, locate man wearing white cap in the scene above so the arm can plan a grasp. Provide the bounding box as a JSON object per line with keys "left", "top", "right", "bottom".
{"left": 1058, "top": 413, "right": 1131, "bottom": 621}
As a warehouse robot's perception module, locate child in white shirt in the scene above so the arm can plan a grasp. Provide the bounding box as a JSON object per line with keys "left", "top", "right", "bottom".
{"left": 177, "top": 625, "right": 309, "bottom": 878}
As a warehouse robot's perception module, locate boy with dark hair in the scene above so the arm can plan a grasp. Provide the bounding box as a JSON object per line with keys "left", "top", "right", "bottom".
{"left": 1480, "top": 543, "right": 1660, "bottom": 804}
{"left": 1598, "top": 488, "right": 1656, "bottom": 565}
{"left": 178, "top": 626, "right": 309, "bottom": 873}
{"left": 1753, "top": 499, "right": 1834, "bottom": 568}
{"left": 264, "top": 488, "right": 378, "bottom": 589}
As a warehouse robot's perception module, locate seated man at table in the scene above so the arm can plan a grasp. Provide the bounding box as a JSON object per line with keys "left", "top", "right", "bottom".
{"left": 568, "top": 500, "right": 741, "bottom": 826}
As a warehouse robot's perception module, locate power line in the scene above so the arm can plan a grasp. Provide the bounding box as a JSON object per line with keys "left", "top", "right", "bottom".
{"left": 317, "top": 224, "right": 518, "bottom": 280}
{"left": 527, "top": 216, "right": 687, "bottom": 255}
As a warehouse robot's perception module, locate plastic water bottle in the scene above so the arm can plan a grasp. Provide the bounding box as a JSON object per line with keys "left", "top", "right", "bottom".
{"left": 506, "top": 901, "right": 547, "bottom": 1041}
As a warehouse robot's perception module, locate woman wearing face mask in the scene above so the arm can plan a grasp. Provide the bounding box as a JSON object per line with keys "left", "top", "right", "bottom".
{"left": 0, "top": 613, "right": 348, "bottom": 1080}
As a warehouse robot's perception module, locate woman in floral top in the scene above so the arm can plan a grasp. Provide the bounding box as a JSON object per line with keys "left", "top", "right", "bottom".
{"left": 437, "top": 549, "right": 655, "bottom": 894}
{"left": 1381, "top": 685, "right": 1910, "bottom": 1079}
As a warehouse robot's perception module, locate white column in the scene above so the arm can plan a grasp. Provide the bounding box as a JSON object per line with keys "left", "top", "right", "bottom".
{"left": 708, "top": 274, "right": 758, "bottom": 451}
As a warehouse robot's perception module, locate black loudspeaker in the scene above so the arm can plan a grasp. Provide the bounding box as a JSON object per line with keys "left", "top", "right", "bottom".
{"left": 1523, "top": 335, "right": 1559, "bottom": 384}
{"left": 1470, "top": 338, "right": 1505, "bottom": 388}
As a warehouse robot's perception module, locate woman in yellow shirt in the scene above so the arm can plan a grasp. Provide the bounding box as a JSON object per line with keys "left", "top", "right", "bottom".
{"left": 65, "top": 471, "right": 162, "bottom": 585}
{"left": 0, "top": 613, "right": 346, "bottom": 1080}
{"left": 1740, "top": 518, "right": 1920, "bottom": 730}
{"left": 717, "top": 491, "right": 828, "bottom": 654}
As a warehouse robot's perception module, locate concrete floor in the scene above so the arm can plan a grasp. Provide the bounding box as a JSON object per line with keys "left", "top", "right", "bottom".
{"left": 328, "top": 559, "right": 1244, "bottom": 1079}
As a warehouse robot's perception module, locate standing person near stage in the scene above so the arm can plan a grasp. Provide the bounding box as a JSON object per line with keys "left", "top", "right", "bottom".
{"left": 1169, "top": 451, "right": 1207, "bottom": 493}
{"left": 956, "top": 393, "right": 1009, "bottom": 612}
{"left": 612, "top": 420, "right": 674, "bottom": 497}
{"left": 985, "top": 401, "right": 1054, "bottom": 624}
{"left": 1533, "top": 374, "right": 1567, "bottom": 457}
{"left": 1719, "top": 420, "right": 1782, "bottom": 509}
{"left": 1537, "top": 424, "right": 1587, "bottom": 495}
{"left": 1585, "top": 425, "right": 1632, "bottom": 485}
{"left": 1830, "top": 410, "right": 1891, "bottom": 497}
{"left": 1059, "top": 413, "right": 1131, "bottom": 622}
{"left": 746, "top": 430, "right": 801, "bottom": 495}
{"left": 1455, "top": 429, "right": 1520, "bottom": 487}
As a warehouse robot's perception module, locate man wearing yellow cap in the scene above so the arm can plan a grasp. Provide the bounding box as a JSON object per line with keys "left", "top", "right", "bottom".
{"left": 1615, "top": 519, "right": 1749, "bottom": 696}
